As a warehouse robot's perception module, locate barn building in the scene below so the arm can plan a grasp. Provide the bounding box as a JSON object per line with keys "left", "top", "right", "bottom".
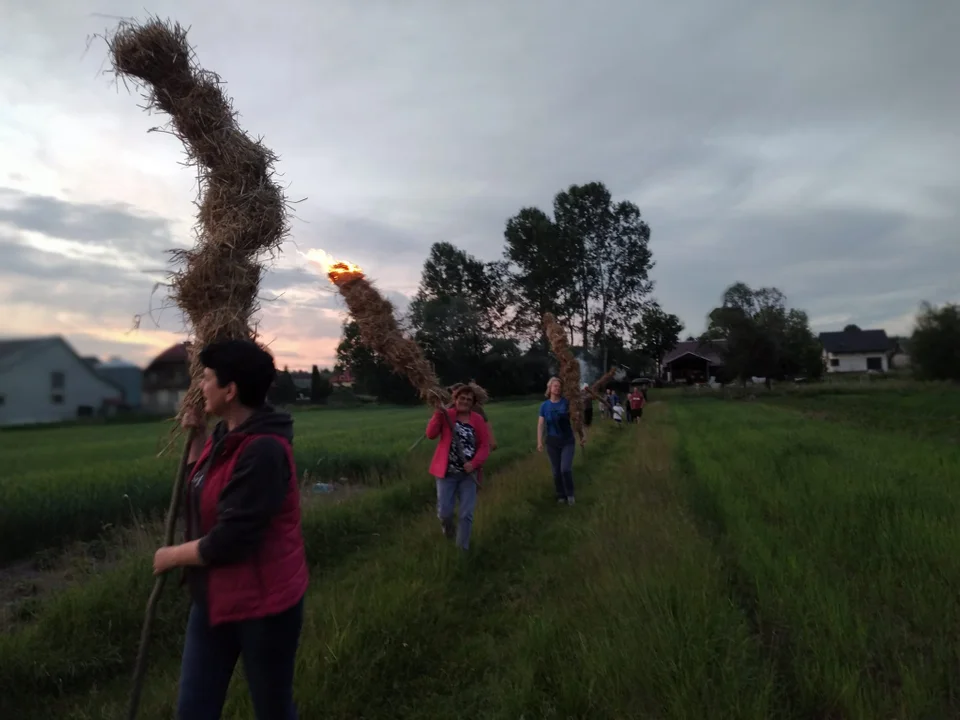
{"left": 142, "top": 342, "right": 191, "bottom": 415}
{"left": 661, "top": 340, "right": 727, "bottom": 384}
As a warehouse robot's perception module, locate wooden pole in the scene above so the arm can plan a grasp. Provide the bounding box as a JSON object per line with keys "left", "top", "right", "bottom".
{"left": 126, "top": 427, "right": 198, "bottom": 720}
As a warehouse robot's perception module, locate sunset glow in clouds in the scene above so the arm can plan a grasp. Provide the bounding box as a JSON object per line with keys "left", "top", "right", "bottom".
{"left": 2, "top": 1, "right": 958, "bottom": 370}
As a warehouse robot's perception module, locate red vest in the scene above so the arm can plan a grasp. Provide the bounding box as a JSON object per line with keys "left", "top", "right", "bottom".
{"left": 194, "top": 433, "right": 309, "bottom": 626}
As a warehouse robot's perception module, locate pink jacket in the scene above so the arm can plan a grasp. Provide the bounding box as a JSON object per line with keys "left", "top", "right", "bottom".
{"left": 426, "top": 408, "right": 491, "bottom": 480}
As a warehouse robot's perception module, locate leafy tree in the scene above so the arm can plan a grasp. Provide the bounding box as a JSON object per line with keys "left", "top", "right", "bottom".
{"left": 910, "top": 301, "right": 960, "bottom": 381}
{"left": 703, "top": 282, "right": 822, "bottom": 385}
{"left": 553, "top": 182, "right": 654, "bottom": 352}
{"left": 310, "top": 364, "right": 332, "bottom": 403}
{"left": 335, "top": 320, "right": 419, "bottom": 404}
{"left": 843, "top": 324, "right": 862, "bottom": 333}
{"left": 502, "top": 207, "right": 576, "bottom": 339}
{"left": 631, "top": 301, "right": 684, "bottom": 376}
{"left": 412, "top": 242, "right": 508, "bottom": 339}
{"left": 271, "top": 366, "right": 298, "bottom": 405}
{"left": 409, "top": 242, "right": 509, "bottom": 384}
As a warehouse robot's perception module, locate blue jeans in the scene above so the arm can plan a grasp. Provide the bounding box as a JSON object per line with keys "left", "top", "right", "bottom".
{"left": 436, "top": 472, "right": 478, "bottom": 550}
{"left": 177, "top": 596, "right": 304, "bottom": 719}
{"left": 546, "top": 441, "right": 575, "bottom": 500}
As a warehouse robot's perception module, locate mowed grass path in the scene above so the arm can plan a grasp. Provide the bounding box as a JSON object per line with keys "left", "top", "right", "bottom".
{"left": 4, "top": 394, "right": 960, "bottom": 718}
{"left": 0, "top": 402, "right": 535, "bottom": 564}
{"left": 675, "top": 398, "right": 960, "bottom": 718}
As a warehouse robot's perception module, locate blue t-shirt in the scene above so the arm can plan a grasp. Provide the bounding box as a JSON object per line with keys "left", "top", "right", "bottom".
{"left": 540, "top": 398, "right": 575, "bottom": 445}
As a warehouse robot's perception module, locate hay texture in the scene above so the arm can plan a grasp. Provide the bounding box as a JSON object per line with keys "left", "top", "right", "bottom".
{"left": 108, "top": 18, "right": 289, "bottom": 419}
{"left": 448, "top": 381, "right": 490, "bottom": 407}
{"left": 542, "top": 312, "right": 584, "bottom": 440}
{"left": 587, "top": 367, "right": 618, "bottom": 398}
{"left": 329, "top": 267, "right": 447, "bottom": 407}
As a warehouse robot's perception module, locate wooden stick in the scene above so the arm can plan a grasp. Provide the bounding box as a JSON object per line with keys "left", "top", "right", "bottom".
{"left": 126, "top": 427, "right": 198, "bottom": 720}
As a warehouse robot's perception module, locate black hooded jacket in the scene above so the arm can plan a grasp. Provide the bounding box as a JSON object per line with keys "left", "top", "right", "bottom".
{"left": 182, "top": 406, "right": 295, "bottom": 605}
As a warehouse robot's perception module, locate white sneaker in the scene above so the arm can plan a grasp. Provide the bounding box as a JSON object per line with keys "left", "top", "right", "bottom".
{"left": 566, "top": 496, "right": 575, "bottom": 506}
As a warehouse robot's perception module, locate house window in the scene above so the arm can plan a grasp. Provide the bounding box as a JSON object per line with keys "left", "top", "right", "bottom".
{"left": 829, "top": 358, "right": 839, "bottom": 367}
{"left": 0, "top": 394, "right": 5, "bottom": 406}
{"left": 866, "top": 356, "right": 883, "bottom": 371}
{"left": 51, "top": 371, "right": 65, "bottom": 390}
{"left": 51, "top": 394, "right": 64, "bottom": 405}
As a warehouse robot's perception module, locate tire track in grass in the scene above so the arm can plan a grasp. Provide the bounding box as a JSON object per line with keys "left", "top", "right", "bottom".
{"left": 674, "top": 400, "right": 960, "bottom": 719}
{"left": 674, "top": 403, "right": 817, "bottom": 720}
{"left": 36, "top": 424, "right": 628, "bottom": 719}
{"left": 472, "top": 403, "right": 778, "bottom": 719}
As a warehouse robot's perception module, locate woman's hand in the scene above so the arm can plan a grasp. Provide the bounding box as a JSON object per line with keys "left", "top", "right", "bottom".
{"left": 153, "top": 541, "right": 203, "bottom": 575}
{"left": 153, "top": 546, "right": 179, "bottom": 575}
{"left": 463, "top": 461, "right": 475, "bottom": 474}
{"left": 537, "top": 442, "right": 544, "bottom": 453}
{"left": 181, "top": 407, "right": 206, "bottom": 432}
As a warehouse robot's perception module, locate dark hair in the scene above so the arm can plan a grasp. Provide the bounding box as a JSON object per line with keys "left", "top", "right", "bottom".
{"left": 199, "top": 339, "right": 276, "bottom": 408}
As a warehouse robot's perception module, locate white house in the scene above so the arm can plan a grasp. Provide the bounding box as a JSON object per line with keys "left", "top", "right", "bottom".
{"left": 0, "top": 336, "right": 124, "bottom": 427}
{"left": 818, "top": 329, "right": 892, "bottom": 374}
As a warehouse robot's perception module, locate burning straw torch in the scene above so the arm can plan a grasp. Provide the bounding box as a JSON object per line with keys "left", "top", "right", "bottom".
{"left": 304, "top": 251, "right": 476, "bottom": 476}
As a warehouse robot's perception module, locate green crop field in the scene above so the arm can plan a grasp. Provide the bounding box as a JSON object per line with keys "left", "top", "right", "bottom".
{"left": 2, "top": 388, "right": 959, "bottom": 718}
{"left": 0, "top": 401, "right": 535, "bottom": 564}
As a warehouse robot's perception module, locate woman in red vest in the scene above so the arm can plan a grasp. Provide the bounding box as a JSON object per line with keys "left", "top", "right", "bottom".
{"left": 426, "top": 383, "right": 491, "bottom": 550}
{"left": 151, "top": 339, "right": 308, "bottom": 720}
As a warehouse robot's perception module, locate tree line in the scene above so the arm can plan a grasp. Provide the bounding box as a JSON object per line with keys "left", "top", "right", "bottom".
{"left": 330, "top": 179, "right": 957, "bottom": 401}
{"left": 334, "top": 180, "right": 816, "bottom": 400}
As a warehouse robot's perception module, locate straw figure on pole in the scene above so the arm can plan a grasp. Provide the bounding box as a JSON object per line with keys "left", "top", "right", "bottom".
{"left": 314, "top": 256, "right": 486, "bottom": 479}
{"left": 106, "top": 17, "right": 289, "bottom": 719}
{"left": 542, "top": 312, "right": 586, "bottom": 445}
{"left": 323, "top": 261, "right": 447, "bottom": 406}
{"left": 590, "top": 366, "right": 618, "bottom": 395}
{"left": 319, "top": 257, "right": 494, "bottom": 547}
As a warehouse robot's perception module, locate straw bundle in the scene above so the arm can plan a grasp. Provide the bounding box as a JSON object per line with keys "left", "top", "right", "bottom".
{"left": 108, "top": 17, "right": 289, "bottom": 421}
{"left": 542, "top": 313, "right": 584, "bottom": 440}
{"left": 448, "top": 381, "right": 490, "bottom": 407}
{"left": 587, "top": 367, "right": 618, "bottom": 398}
{"left": 328, "top": 267, "right": 447, "bottom": 407}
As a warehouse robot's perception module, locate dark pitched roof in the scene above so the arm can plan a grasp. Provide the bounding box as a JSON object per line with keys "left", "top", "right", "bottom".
{"left": 818, "top": 329, "right": 891, "bottom": 354}
{"left": 662, "top": 340, "right": 726, "bottom": 366}
{"left": 145, "top": 342, "right": 191, "bottom": 371}
{"left": 0, "top": 337, "right": 58, "bottom": 371}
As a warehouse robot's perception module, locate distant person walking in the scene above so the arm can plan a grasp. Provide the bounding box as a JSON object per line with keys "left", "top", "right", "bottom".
{"left": 611, "top": 401, "right": 625, "bottom": 428}
{"left": 152, "top": 339, "right": 307, "bottom": 720}
{"left": 538, "top": 376, "right": 582, "bottom": 505}
{"left": 628, "top": 386, "right": 646, "bottom": 424}
{"left": 426, "top": 384, "right": 491, "bottom": 550}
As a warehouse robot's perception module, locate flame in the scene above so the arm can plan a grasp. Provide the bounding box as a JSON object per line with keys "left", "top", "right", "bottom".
{"left": 301, "top": 248, "right": 364, "bottom": 285}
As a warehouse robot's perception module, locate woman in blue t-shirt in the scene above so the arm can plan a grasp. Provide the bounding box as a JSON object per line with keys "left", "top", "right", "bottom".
{"left": 537, "top": 376, "right": 578, "bottom": 505}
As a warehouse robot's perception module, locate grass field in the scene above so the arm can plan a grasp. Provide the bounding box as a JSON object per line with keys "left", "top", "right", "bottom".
{"left": 2, "top": 388, "right": 960, "bottom": 718}
{"left": 0, "top": 402, "right": 535, "bottom": 564}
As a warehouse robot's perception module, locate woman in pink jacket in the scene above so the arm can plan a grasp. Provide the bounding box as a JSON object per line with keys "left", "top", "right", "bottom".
{"left": 426, "top": 384, "right": 491, "bottom": 550}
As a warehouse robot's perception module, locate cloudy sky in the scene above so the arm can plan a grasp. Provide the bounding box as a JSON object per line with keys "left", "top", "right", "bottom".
{"left": 1, "top": 1, "right": 957, "bottom": 369}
